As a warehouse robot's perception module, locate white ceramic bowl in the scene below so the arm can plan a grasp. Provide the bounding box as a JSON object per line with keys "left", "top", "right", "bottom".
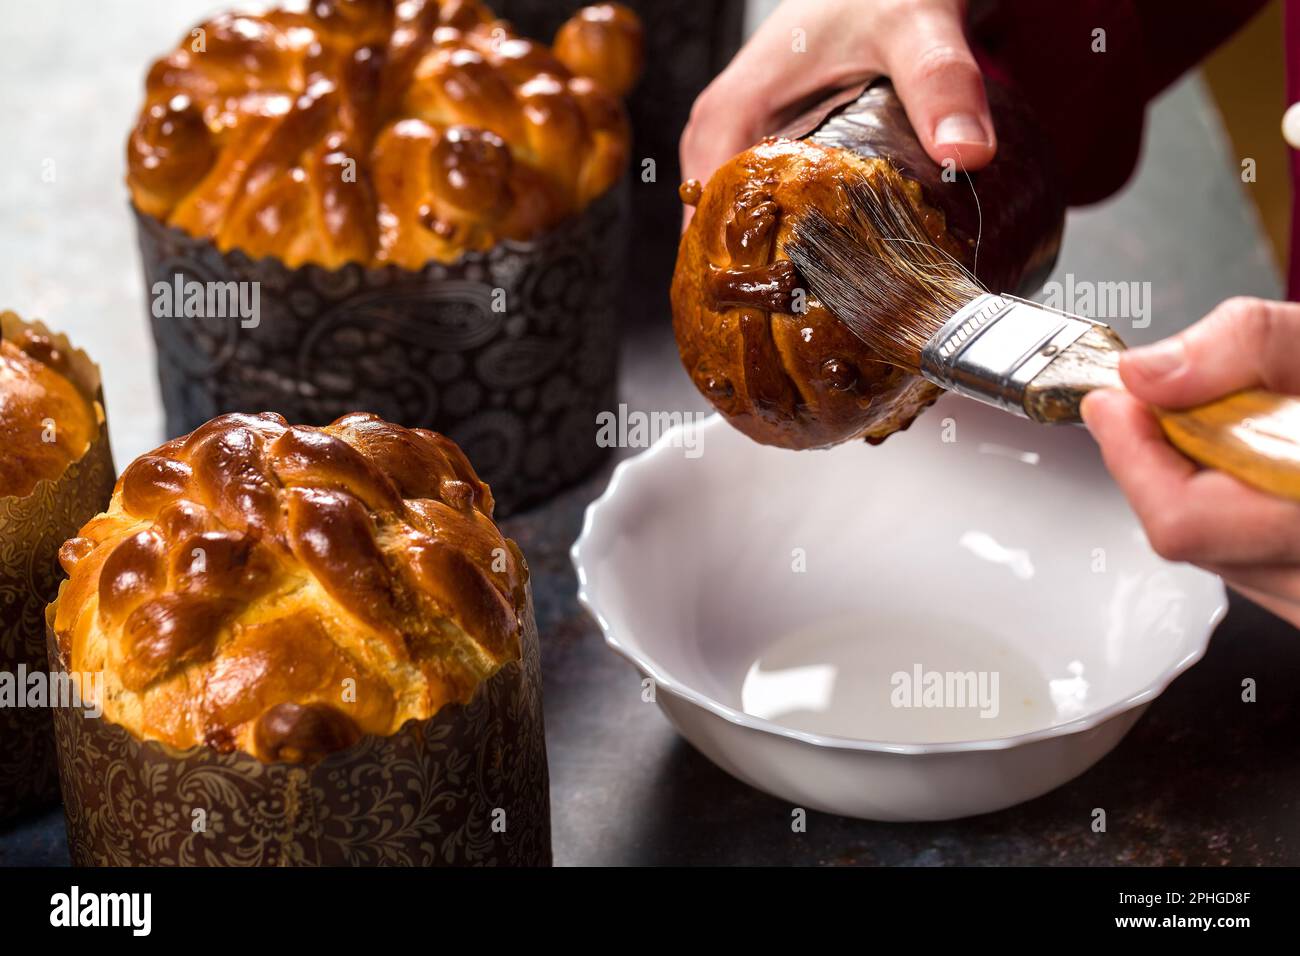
{"left": 572, "top": 397, "right": 1228, "bottom": 821}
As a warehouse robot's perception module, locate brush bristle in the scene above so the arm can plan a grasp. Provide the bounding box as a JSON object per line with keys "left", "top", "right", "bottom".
{"left": 785, "top": 173, "right": 984, "bottom": 371}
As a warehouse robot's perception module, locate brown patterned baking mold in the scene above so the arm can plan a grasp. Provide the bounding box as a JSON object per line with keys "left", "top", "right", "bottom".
{"left": 0, "top": 313, "right": 116, "bottom": 822}
{"left": 46, "top": 584, "right": 551, "bottom": 866}
{"left": 134, "top": 180, "right": 626, "bottom": 517}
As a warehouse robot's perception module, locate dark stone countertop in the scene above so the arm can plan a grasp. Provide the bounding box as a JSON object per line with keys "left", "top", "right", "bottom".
{"left": 515, "top": 449, "right": 1300, "bottom": 866}
{"left": 532, "top": 499, "right": 1300, "bottom": 866}
{"left": 4, "top": 318, "right": 1298, "bottom": 867}
{"left": 8, "top": 469, "right": 1298, "bottom": 866}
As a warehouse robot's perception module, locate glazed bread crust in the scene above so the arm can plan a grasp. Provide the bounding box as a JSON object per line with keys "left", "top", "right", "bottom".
{"left": 0, "top": 330, "right": 98, "bottom": 499}
{"left": 127, "top": 0, "right": 641, "bottom": 269}
{"left": 53, "top": 412, "right": 529, "bottom": 764}
{"left": 672, "top": 138, "right": 951, "bottom": 450}
{"left": 673, "top": 81, "right": 1065, "bottom": 451}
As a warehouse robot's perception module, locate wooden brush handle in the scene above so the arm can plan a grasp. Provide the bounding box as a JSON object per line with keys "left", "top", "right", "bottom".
{"left": 1023, "top": 325, "right": 1124, "bottom": 423}
{"left": 1156, "top": 391, "right": 1300, "bottom": 501}
{"left": 1026, "top": 327, "right": 1300, "bottom": 501}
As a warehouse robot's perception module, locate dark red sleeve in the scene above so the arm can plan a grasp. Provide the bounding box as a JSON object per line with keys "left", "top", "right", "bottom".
{"left": 971, "top": 0, "right": 1270, "bottom": 205}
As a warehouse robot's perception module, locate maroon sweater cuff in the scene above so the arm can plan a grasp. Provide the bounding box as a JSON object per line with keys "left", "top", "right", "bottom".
{"left": 972, "top": 0, "right": 1269, "bottom": 206}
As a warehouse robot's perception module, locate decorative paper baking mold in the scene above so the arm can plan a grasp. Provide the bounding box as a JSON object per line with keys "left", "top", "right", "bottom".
{"left": 133, "top": 183, "right": 627, "bottom": 517}
{"left": 0, "top": 312, "right": 115, "bottom": 821}
{"left": 46, "top": 585, "right": 551, "bottom": 866}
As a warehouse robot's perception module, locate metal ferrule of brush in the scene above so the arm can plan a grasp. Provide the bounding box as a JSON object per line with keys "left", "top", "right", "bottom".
{"left": 918, "top": 293, "right": 1099, "bottom": 418}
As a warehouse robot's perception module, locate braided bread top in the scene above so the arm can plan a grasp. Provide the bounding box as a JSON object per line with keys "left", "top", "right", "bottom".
{"left": 127, "top": 0, "right": 642, "bottom": 269}
{"left": 53, "top": 412, "right": 529, "bottom": 763}
{"left": 0, "top": 323, "right": 98, "bottom": 499}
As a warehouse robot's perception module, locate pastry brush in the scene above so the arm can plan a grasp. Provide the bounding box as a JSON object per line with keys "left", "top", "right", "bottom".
{"left": 785, "top": 177, "right": 1300, "bottom": 501}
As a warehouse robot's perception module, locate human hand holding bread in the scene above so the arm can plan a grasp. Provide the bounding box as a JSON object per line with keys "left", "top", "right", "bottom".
{"left": 1083, "top": 299, "right": 1300, "bottom": 629}
{"left": 680, "top": 0, "right": 997, "bottom": 194}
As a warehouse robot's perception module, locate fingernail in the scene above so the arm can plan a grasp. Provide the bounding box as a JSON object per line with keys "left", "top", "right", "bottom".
{"left": 1124, "top": 339, "right": 1186, "bottom": 379}
{"left": 934, "top": 113, "right": 989, "bottom": 146}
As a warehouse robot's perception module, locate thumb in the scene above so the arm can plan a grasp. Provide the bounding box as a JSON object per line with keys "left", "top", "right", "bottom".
{"left": 1120, "top": 297, "right": 1300, "bottom": 408}
{"left": 879, "top": 3, "right": 996, "bottom": 171}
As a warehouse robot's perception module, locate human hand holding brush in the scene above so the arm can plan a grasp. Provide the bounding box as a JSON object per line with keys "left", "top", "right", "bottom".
{"left": 1082, "top": 298, "right": 1300, "bottom": 630}
{"left": 787, "top": 178, "right": 1300, "bottom": 629}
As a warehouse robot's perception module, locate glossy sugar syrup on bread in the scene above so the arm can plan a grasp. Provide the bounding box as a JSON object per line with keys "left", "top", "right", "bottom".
{"left": 53, "top": 412, "right": 529, "bottom": 763}
{"left": 672, "top": 139, "right": 959, "bottom": 450}
{"left": 127, "top": 0, "right": 642, "bottom": 269}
